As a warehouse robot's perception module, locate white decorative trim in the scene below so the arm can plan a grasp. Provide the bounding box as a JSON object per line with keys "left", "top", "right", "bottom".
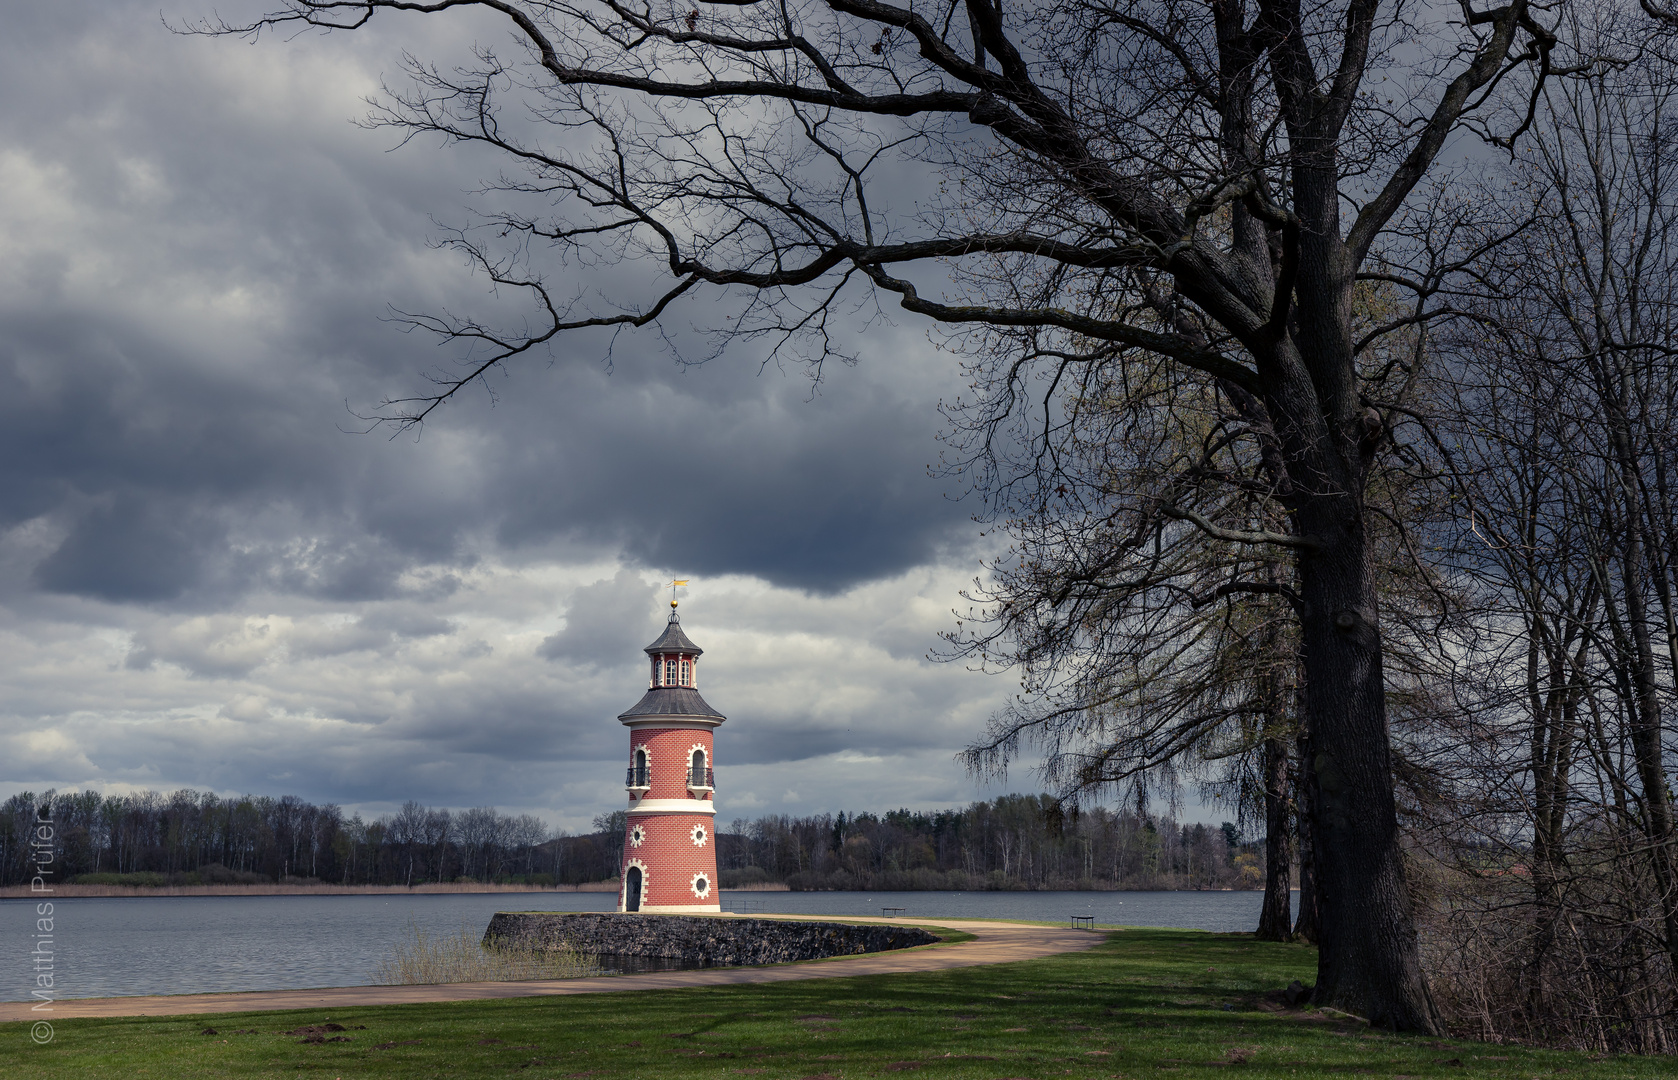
{"left": 636, "top": 903, "right": 722, "bottom": 914}
{"left": 620, "top": 859, "right": 650, "bottom": 912}
{"left": 629, "top": 824, "right": 647, "bottom": 847}
{"left": 626, "top": 798, "right": 717, "bottom": 815}
{"left": 687, "top": 742, "right": 714, "bottom": 793}
{"left": 626, "top": 744, "right": 652, "bottom": 797}
{"left": 690, "top": 872, "right": 713, "bottom": 899}
{"left": 690, "top": 823, "right": 708, "bottom": 846}
{"left": 620, "top": 718, "right": 723, "bottom": 730}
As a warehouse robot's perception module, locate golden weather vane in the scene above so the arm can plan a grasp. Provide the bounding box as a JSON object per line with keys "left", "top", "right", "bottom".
{"left": 666, "top": 579, "right": 689, "bottom": 609}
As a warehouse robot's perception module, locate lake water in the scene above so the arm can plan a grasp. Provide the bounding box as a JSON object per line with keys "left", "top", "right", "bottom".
{"left": 3, "top": 889, "right": 1286, "bottom": 1001}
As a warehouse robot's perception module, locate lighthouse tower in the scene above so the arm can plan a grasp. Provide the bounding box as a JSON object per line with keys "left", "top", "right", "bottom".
{"left": 616, "top": 600, "right": 724, "bottom": 913}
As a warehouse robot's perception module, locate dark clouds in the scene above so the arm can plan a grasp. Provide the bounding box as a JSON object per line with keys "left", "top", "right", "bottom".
{"left": 0, "top": 1, "right": 970, "bottom": 609}
{"left": 0, "top": 0, "right": 1024, "bottom": 827}
{"left": 539, "top": 569, "right": 663, "bottom": 666}
{"left": 34, "top": 496, "right": 218, "bottom": 601}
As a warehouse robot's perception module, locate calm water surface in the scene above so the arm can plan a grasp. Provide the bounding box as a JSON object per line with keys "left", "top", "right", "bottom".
{"left": 3, "top": 889, "right": 1282, "bottom": 1001}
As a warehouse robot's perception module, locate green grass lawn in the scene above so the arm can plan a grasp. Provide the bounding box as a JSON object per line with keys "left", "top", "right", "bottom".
{"left": 6, "top": 927, "right": 1675, "bottom": 1079}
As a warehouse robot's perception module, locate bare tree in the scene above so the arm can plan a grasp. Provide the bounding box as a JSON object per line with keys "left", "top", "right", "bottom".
{"left": 945, "top": 272, "right": 1463, "bottom": 949}
{"left": 389, "top": 799, "right": 427, "bottom": 887}
{"left": 946, "top": 357, "right": 1308, "bottom": 937}
{"left": 423, "top": 806, "right": 453, "bottom": 883}
{"left": 1415, "top": 12, "right": 1678, "bottom": 1045}
{"left": 455, "top": 806, "right": 499, "bottom": 880}
{"left": 195, "top": 0, "right": 1574, "bottom": 1026}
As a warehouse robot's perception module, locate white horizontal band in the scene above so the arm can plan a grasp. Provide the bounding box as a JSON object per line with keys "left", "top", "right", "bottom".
{"left": 620, "top": 718, "right": 723, "bottom": 729}
{"left": 630, "top": 903, "right": 723, "bottom": 914}
{"left": 626, "top": 799, "right": 717, "bottom": 815}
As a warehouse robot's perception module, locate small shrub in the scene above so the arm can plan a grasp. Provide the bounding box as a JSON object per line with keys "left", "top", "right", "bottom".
{"left": 375, "top": 921, "right": 599, "bottom": 985}
{"left": 197, "top": 863, "right": 268, "bottom": 885}
{"left": 720, "top": 866, "right": 776, "bottom": 888}
{"left": 69, "top": 872, "right": 168, "bottom": 887}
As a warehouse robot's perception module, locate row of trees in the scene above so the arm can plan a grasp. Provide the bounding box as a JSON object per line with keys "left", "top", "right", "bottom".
{"left": 717, "top": 796, "right": 1260, "bottom": 890}
{"left": 0, "top": 789, "right": 552, "bottom": 887}
{"left": 1411, "top": 39, "right": 1678, "bottom": 1050}
{"left": 1, "top": 786, "right": 1258, "bottom": 892}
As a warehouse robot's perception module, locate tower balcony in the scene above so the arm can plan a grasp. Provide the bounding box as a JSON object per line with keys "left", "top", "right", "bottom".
{"left": 626, "top": 765, "right": 651, "bottom": 792}
{"left": 687, "top": 767, "right": 715, "bottom": 794}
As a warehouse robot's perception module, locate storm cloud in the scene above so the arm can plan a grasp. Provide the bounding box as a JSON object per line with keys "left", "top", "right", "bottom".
{"left": 0, "top": 0, "right": 1028, "bottom": 829}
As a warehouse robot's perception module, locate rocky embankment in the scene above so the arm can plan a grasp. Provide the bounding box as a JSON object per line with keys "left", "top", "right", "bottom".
{"left": 483, "top": 912, "right": 938, "bottom": 966}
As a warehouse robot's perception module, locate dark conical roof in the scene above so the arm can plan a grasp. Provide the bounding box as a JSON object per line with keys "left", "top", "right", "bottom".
{"left": 617, "top": 685, "right": 726, "bottom": 722}
{"left": 644, "top": 612, "right": 702, "bottom": 655}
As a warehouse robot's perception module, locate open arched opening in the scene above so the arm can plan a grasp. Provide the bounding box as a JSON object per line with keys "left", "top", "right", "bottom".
{"left": 625, "top": 865, "right": 643, "bottom": 912}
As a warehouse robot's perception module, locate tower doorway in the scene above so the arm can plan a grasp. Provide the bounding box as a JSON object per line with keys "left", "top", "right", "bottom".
{"left": 625, "top": 865, "right": 642, "bottom": 912}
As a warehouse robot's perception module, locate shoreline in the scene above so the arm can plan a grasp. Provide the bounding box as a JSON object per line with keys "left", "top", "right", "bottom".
{"left": 0, "top": 880, "right": 1265, "bottom": 899}
{"left": 0, "top": 880, "right": 798, "bottom": 899}
{"left": 0, "top": 916, "right": 1095, "bottom": 1021}
{"left": 0, "top": 881, "right": 623, "bottom": 899}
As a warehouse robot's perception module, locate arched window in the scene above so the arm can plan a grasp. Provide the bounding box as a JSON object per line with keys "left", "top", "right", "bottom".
{"left": 628, "top": 747, "right": 649, "bottom": 788}
{"left": 680, "top": 659, "right": 691, "bottom": 686}
{"left": 664, "top": 657, "right": 679, "bottom": 685}
{"left": 689, "top": 748, "right": 710, "bottom": 790}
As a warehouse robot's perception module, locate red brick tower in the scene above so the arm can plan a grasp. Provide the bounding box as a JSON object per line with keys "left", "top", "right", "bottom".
{"left": 617, "top": 599, "right": 724, "bottom": 913}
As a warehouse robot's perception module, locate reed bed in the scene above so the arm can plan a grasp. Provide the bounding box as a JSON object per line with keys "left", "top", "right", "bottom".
{"left": 375, "top": 921, "right": 600, "bottom": 985}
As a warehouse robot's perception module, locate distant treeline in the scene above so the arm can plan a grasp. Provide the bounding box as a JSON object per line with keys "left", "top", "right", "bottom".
{"left": 1, "top": 788, "right": 1258, "bottom": 891}
{"left": 714, "top": 794, "right": 1260, "bottom": 891}
{"left": 0, "top": 789, "right": 558, "bottom": 887}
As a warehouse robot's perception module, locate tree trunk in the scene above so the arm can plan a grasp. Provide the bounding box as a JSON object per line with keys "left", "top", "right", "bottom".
{"left": 1613, "top": 484, "right": 1678, "bottom": 975}
{"left": 1296, "top": 515, "right": 1440, "bottom": 1031}
{"left": 1293, "top": 728, "right": 1320, "bottom": 943}
{"left": 1257, "top": 724, "right": 1294, "bottom": 941}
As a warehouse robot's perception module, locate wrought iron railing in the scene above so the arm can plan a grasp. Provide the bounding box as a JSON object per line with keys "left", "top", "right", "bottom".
{"left": 624, "top": 766, "right": 714, "bottom": 789}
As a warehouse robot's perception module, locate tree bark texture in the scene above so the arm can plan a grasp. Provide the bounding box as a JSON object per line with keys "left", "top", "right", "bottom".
{"left": 1295, "top": 508, "right": 1438, "bottom": 1029}
{"left": 1292, "top": 731, "right": 1320, "bottom": 944}
{"left": 1256, "top": 720, "right": 1294, "bottom": 940}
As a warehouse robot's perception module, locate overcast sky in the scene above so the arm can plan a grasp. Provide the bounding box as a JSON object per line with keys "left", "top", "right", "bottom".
{"left": 0, "top": 0, "right": 1068, "bottom": 832}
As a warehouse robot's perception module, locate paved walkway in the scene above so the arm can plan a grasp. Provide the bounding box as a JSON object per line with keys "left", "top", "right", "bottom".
{"left": 0, "top": 916, "right": 1104, "bottom": 1023}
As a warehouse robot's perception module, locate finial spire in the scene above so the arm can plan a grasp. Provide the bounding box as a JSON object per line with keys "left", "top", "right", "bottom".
{"left": 666, "top": 578, "right": 688, "bottom": 611}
